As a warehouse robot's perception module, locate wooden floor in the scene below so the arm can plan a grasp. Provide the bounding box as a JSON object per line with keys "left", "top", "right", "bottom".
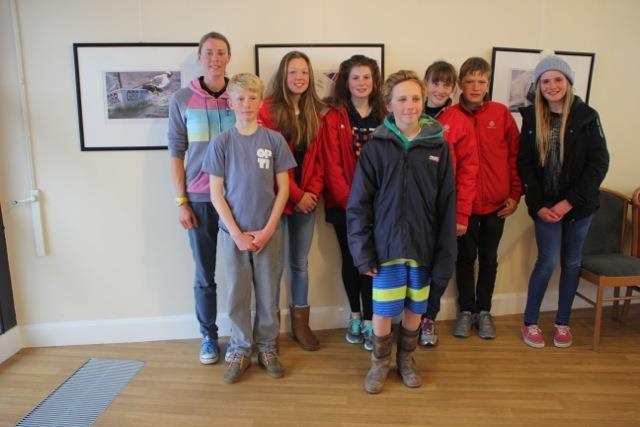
{"left": 1, "top": 307, "right": 639, "bottom": 427}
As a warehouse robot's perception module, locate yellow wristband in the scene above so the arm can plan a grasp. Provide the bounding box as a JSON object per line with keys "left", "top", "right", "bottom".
{"left": 175, "top": 196, "right": 189, "bottom": 207}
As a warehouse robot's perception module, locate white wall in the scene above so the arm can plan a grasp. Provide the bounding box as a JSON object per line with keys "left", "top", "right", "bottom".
{"left": 1, "top": 0, "right": 639, "bottom": 355}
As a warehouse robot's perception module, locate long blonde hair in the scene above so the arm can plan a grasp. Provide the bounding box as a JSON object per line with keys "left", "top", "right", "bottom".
{"left": 268, "top": 51, "right": 324, "bottom": 147}
{"left": 534, "top": 83, "right": 574, "bottom": 166}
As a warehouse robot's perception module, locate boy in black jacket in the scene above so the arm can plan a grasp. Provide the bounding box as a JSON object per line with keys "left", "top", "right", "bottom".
{"left": 347, "top": 70, "right": 457, "bottom": 394}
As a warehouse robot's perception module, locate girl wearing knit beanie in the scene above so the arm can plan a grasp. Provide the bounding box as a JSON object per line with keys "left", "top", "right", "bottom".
{"left": 517, "top": 54, "right": 609, "bottom": 349}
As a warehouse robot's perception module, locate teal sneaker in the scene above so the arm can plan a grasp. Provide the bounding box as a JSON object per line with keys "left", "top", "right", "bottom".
{"left": 346, "top": 318, "right": 363, "bottom": 344}
{"left": 361, "top": 322, "right": 373, "bottom": 351}
{"left": 199, "top": 336, "right": 219, "bottom": 365}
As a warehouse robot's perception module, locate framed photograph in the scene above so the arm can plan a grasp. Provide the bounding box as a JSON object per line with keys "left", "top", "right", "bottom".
{"left": 73, "top": 43, "right": 200, "bottom": 151}
{"left": 489, "top": 47, "right": 595, "bottom": 126}
{"left": 255, "top": 44, "right": 385, "bottom": 99}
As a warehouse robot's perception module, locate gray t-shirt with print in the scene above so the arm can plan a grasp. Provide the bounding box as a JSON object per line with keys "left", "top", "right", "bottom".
{"left": 201, "top": 126, "right": 296, "bottom": 233}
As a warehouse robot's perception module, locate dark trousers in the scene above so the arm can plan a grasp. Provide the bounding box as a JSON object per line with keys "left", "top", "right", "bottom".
{"left": 424, "top": 280, "right": 448, "bottom": 320}
{"left": 334, "top": 224, "right": 372, "bottom": 320}
{"left": 456, "top": 211, "right": 505, "bottom": 313}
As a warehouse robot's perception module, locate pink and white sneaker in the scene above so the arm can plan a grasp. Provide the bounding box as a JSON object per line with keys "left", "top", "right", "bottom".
{"left": 521, "top": 324, "right": 545, "bottom": 348}
{"left": 553, "top": 324, "right": 573, "bottom": 348}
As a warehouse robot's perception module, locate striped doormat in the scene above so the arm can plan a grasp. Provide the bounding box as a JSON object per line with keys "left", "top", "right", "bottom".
{"left": 16, "top": 358, "right": 144, "bottom": 427}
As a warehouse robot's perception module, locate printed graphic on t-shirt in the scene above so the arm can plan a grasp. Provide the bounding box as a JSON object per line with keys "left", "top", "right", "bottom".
{"left": 257, "top": 148, "right": 272, "bottom": 169}
{"left": 352, "top": 127, "right": 377, "bottom": 157}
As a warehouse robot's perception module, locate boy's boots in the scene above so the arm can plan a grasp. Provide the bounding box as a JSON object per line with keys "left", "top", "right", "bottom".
{"left": 396, "top": 325, "right": 422, "bottom": 388}
{"left": 289, "top": 305, "right": 320, "bottom": 351}
{"left": 364, "top": 332, "right": 394, "bottom": 394}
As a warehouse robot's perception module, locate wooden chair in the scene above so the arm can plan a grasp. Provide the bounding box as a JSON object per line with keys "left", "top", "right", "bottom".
{"left": 620, "top": 188, "right": 640, "bottom": 320}
{"left": 575, "top": 188, "right": 640, "bottom": 350}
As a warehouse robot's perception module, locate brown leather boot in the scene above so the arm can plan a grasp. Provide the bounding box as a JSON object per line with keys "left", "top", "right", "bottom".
{"left": 364, "top": 332, "right": 394, "bottom": 394}
{"left": 289, "top": 305, "right": 320, "bottom": 351}
{"left": 276, "top": 309, "right": 281, "bottom": 353}
{"left": 396, "top": 325, "right": 422, "bottom": 388}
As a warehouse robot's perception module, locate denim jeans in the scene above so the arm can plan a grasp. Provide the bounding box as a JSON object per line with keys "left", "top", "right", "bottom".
{"left": 456, "top": 212, "right": 505, "bottom": 313}
{"left": 187, "top": 202, "right": 219, "bottom": 340}
{"left": 276, "top": 210, "right": 316, "bottom": 306}
{"left": 523, "top": 215, "right": 594, "bottom": 325}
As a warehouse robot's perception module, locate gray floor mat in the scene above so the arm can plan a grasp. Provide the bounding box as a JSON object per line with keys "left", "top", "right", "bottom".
{"left": 16, "top": 358, "right": 144, "bottom": 427}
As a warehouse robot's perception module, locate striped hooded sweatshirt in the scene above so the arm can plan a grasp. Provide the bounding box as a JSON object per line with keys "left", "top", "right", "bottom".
{"left": 168, "top": 78, "right": 235, "bottom": 202}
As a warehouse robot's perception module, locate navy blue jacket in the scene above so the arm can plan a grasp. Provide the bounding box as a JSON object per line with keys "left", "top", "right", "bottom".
{"left": 518, "top": 96, "right": 609, "bottom": 221}
{"left": 346, "top": 116, "right": 457, "bottom": 286}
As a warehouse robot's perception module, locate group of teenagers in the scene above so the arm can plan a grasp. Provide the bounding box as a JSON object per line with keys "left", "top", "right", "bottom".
{"left": 168, "top": 31, "right": 609, "bottom": 393}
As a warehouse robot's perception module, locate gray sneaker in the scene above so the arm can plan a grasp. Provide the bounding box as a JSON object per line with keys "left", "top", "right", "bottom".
{"left": 419, "top": 317, "right": 438, "bottom": 347}
{"left": 476, "top": 311, "right": 496, "bottom": 339}
{"left": 453, "top": 311, "right": 474, "bottom": 338}
{"left": 258, "top": 350, "right": 284, "bottom": 378}
{"left": 223, "top": 352, "right": 251, "bottom": 384}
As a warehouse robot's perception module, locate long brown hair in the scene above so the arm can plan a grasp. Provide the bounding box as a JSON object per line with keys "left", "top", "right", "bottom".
{"left": 325, "top": 55, "right": 385, "bottom": 122}
{"left": 268, "top": 51, "right": 324, "bottom": 147}
{"left": 534, "top": 82, "right": 574, "bottom": 166}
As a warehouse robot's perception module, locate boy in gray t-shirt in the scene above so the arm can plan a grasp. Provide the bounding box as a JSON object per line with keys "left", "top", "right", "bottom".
{"left": 201, "top": 73, "right": 295, "bottom": 384}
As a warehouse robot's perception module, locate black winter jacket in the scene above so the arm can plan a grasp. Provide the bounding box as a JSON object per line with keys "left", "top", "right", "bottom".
{"left": 517, "top": 96, "right": 609, "bottom": 221}
{"left": 346, "top": 117, "right": 457, "bottom": 286}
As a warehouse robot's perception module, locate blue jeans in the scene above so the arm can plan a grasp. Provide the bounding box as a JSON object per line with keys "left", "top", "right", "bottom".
{"left": 276, "top": 210, "right": 316, "bottom": 306}
{"left": 187, "top": 202, "right": 219, "bottom": 340}
{"left": 523, "top": 215, "right": 593, "bottom": 325}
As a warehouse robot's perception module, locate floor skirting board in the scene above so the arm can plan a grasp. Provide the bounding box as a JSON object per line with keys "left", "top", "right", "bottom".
{"left": 2, "top": 286, "right": 627, "bottom": 361}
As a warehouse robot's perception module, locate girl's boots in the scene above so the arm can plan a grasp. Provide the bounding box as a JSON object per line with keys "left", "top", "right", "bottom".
{"left": 289, "top": 305, "right": 320, "bottom": 351}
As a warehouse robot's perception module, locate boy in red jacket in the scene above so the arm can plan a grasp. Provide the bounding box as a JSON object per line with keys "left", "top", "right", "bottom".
{"left": 450, "top": 57, "right": 521, "bottom": 340}
{"left": 419, "top": 61, "right": 479, "bottom": 346}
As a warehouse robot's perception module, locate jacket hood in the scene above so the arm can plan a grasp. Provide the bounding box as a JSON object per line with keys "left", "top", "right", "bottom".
{"left": 373, "top": 114, "right": 444, "bottom": 149}
{"left": 188, "top": 77, "right": 230, "bottom": 100}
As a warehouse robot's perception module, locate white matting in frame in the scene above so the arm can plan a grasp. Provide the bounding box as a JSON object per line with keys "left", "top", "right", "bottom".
{"left": 255, "top": 44, "right": 385, "bottom": 100}
{"left": 489, "top": 47, "right": 595, "bottom": 128}
{"left": 74, "top": 43, "right": 200, "bottom": 151}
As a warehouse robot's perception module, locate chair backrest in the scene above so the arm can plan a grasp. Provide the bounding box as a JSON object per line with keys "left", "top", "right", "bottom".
{"left": 582, "top": 188, "right": 630, "bottom": 256}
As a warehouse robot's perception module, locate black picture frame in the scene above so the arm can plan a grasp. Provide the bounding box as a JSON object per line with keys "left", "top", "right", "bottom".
{"left": 489, "top": 47, "right": 595, "bottom": 124}
{"left": 73, "top": 43, "right": 199, "bottom": 151}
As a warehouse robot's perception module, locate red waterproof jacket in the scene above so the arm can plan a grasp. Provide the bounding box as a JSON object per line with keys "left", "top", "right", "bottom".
{"left": 258, "top": 98, "right": 324, "bottom": 215}
{"left": 319, "top": 106, "right": 357, "bottom": 210}
{"left": 451, "top": 101, "right": 522, "bottom": 214}
{"left": 434, "top": 106, "right": 479, "bottom": 226}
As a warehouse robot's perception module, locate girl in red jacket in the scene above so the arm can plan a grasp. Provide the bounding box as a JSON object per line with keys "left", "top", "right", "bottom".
{"left": 258, "top": 51, "right": 324, "bottom": 351}
{"left": 319, "top": 55, "right": 385, "bottom": 351}
{"left": 419, "top": 61, "right": 479, "bottom": 347}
